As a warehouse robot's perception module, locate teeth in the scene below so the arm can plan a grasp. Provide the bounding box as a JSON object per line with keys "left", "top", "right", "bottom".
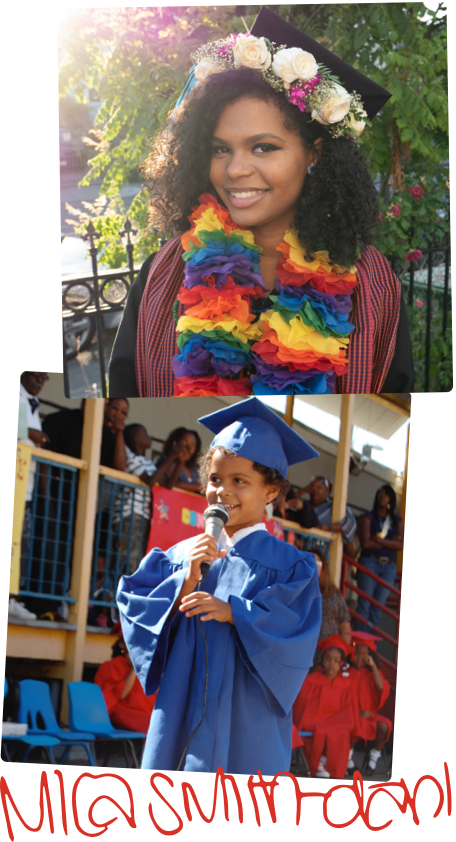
{"left": 229, "top": 191, "right": 264, "bottom": 198}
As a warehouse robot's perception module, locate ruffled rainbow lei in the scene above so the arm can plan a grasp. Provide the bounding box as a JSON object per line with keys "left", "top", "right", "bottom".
{"left": 172, "top": 195, "right": 358, "bottom": 396}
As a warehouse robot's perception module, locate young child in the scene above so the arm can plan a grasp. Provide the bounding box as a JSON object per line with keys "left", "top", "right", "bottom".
{"left": 117, "top": 398, "right": 322, "bottom": 774}
{"left": 347, "top": 631, "right": 392, "bottom": 775}
{"left": 293, "top": 634, "right": 359, "bottom": 779}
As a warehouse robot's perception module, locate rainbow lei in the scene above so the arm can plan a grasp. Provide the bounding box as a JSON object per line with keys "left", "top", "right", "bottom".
{"left": 172, "top": 195, "right": 358, "bottom": 396}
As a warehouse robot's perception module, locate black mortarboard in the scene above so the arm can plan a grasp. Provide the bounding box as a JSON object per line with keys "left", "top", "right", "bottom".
{"left": 251, "top": 7, "right": 391, "bottom": 120}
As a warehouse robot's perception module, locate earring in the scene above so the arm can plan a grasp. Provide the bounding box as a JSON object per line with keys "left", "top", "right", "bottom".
{"left": 307, "top": 164, "right": 316, "bottom": 175}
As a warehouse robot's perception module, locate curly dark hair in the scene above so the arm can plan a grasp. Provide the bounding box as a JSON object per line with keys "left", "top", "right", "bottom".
{"left": 198, "top": 446, "right": 289, "bottom": 502}
{"left": 142, "top": 67, "right": 379, "bottom": 267}
{"left": 162, "top": 426, "right": 202, "bottom": 468}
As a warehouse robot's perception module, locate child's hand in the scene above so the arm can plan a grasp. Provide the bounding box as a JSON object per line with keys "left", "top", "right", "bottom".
{"left": 186, "top": 534, "right": 227, "bottom": 585}
{"left": 179, "top": 592, "right": 233, "bottom": 624}
{"left": 365, "top": 655, "right": 375, "bottom": 669}
{"left": 360, "top": 710, "right": 373, "bottom": 718}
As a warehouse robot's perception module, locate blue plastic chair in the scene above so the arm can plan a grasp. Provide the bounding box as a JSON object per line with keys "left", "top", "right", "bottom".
{"left": 2, "top": 677, "right": 61, "bottom": 764}
{"left": 18, "top": 680, "right": 97, "bottom": 766}
{"left": 68, "top": 682, "right": 146, "bottom": 768}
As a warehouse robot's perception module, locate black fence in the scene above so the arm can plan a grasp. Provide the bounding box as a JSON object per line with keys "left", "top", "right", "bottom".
{"left": 62, "top": 223, "right": 451, "bottom": 397}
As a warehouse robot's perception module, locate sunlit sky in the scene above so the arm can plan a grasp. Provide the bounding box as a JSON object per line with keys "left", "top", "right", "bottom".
{"left": 257, "top": 396, "right": 409, "bottom": 475}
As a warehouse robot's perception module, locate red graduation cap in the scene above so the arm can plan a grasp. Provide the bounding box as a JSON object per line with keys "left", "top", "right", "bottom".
{"left": 110, "top": 620, "right": 123, "bottom": 638}
{"left": 251, "top": 7, "right": 391, "bottom": 121}
{"left": 350, "top": 631, "right": 382, "bottom": 652}
{"left": 317, "top": 633, "right": 354, "bottom": 658}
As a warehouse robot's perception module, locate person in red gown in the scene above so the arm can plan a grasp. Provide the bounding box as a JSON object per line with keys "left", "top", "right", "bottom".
{"left": 348, "top": 631, "right": 392, "bottom": 775}
{"left": 94, "top": 621, "right": 156, "bottom": 733}
{"left": 293, "top": 634, "right": 359, "bottom": 779}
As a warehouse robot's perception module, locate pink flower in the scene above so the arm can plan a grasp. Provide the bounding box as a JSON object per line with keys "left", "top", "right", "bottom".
{"left": 408, "top": 184, "right": 425, "bottom": 200}
{"left": 378, "top": 212, "right": 384, "bottom": 221}
{"left": 406, "top": 249, "right": 423, "bottom": 262}
{"left": 391, "top": 204, "right": 401, "bottom": 216}
{"left": 289, "top": 85, "right": 307, "bottom": 112}
{"left": 415, "top": 298, "right": 424, "bottom": 308}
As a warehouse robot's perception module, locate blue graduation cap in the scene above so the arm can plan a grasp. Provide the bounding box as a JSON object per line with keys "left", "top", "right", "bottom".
{"left": 198, "top": 397, "right": 319, "bottom": 478}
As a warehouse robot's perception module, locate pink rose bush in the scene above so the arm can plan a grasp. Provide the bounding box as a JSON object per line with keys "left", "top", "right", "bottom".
{"left": 405, "top": 249, "right": 423, "bottom": 262}
{"left": 408, "top": 184, "right": 425, "bottom": 200}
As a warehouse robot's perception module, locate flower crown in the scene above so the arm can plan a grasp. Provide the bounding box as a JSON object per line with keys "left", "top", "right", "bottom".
{"left": 191, "top": 33, "right": 368, "bottom": 139}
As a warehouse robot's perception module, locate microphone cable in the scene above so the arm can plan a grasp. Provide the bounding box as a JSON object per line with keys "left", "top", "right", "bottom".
{"left": 176, "top": 506, "right": 228, "bottom": 772}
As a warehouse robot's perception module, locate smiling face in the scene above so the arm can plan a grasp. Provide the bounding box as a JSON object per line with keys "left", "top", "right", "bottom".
{"left": 209, "top": 96, "right": 316, "bottom": 237}
{"left": 104, "top": 399, "right": 129, "bottom": 427}
{"left": 322, "top": 647, "right": 343, "bottom": 679}
{"left": 205, "top": 449, "right": 278, "bottom": 537}
{"left": 309, "top": 478, "right": 330, "bottom": 507}
{"left": 181, "top": 432, "right": 198, "bottom": 462}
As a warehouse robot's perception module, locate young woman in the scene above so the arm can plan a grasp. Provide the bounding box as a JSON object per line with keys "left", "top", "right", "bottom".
{"left": 347, "top": 631, "right": 392, "bottom": 775}
{"left": 156, "top": 427, "right": 202, "bottom": 493}
{"left": 293, "top": 633, "right": 359, "bottom": 779}
{"left": 116, "top": 398, "right": 322, "bottom": 774}
{"left": 109, "top": 9, "right": 413, "bottom": 398}
{"left": 355, "top": 484, "right": 403, "bottom": 631}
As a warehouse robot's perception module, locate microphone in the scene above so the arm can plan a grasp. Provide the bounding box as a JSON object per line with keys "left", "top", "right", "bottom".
{"left": 200, "top": 504, "right": 229, "bottom": 583}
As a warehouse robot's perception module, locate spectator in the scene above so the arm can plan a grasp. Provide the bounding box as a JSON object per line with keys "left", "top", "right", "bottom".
{"left": 347, "top": 631, "right": 392, "bottom": 776}
{"left": 299, "top": 476, "right": 357, "bottom": 551}
{"left": 156, "top": 427, "right": 202, "bottom": 493}
{"left": 112, "top": 424, "right": 188, "bottom": 573}
{"left": 42, "top": 398, "right": 129, "bottom": 469}
{"left": 273, "top": 487, "right": 319, "bottom": 530}
{"left": 293, "top": 634, "right": 358, "bottom": 779}
{"left": 9, "top": 373, "right": 50, "bottom": 621}
{"left": 355, "top": 485, "right": 403, "bottom": 632}
{"left": 314, "top": 548, "right": 351, "bottom": 664}
{"left": 94, "top": 621, "right": 156, "bottom": 733}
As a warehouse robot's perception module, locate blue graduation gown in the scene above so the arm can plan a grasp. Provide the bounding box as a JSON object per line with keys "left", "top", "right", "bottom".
{"left": 116, "top": 530, "right": 322, "bottom": 775}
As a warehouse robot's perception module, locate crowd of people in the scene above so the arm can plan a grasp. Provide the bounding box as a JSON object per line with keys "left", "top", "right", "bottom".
{"left": 11, "top": 382, "right": 401, "bottom": 776}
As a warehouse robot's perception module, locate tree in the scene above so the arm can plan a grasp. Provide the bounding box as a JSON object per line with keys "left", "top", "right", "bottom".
{"left": 59, "top": 4, "right": 448, "bottom": 267}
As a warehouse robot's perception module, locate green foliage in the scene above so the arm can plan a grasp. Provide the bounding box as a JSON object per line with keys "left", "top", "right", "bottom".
{"left": 59, "top": 5, "right": 451, "bottom": 392}
{"left": 65, "top": 191, "right": 159, "bottom": 269}
{"left": 406, "top": 298, "right": 452, "bottom": 391}
{"left": 375, "top": 175, "right": 450, "bottom": 260}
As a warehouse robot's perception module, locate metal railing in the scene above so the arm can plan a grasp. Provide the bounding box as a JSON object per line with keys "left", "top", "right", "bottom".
{"left": 89, "top": 474, "right": 151, "bottom": 622}
{"left": 19, "top": 456, "right": 78, "bottom": 603}
{"left": 392, "top": 242, "right": 451, "bottom": 391}
{"left": 63, "top": 223, "right": 451, "bottom": 396}
{"left": 340, "top": 554, "right": 401, "bottom": 672}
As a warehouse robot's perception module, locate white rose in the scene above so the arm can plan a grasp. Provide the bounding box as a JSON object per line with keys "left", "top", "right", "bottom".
{"left": 232, "top": 35, "right": 271, "bottom": 72}
{"left": 312, "top": 83, "right": 352, "bottom": 125}
{"left": 272, "top": 47, "right": 319, "bottom": 90}
{"left": 194, "top": 58, "right": 224, "bottom": 83}
{"left": 348, "top": 110, "right": 367, "bottom": 136}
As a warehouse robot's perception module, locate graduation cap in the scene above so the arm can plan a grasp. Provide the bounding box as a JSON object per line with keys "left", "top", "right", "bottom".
{"left": 198, "top": 396, "right": 319, "bottom": 478}
{"left": 251, "top": 7, "right": 391, "bottom": 121}
{"left": 317, "top": 633, "right": 354, "bottom": 658}
{"left": 350, "top": 631, "right": 382, "bottom": 652}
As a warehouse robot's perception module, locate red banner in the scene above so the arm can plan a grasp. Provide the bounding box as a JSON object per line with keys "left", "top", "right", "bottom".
{"left": 147, "top": 486, "right": 284, "bottom": 553}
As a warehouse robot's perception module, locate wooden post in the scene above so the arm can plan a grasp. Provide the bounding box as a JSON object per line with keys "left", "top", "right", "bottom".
{"left": 396, "top": 422, "right": 410, "bottom": 573}
{"left": 61, "top": 399, "right": 104, "bottom": 719}
{"left": 329, "top": 394, "right": 354, "bottom": 586}
{"left": 284, "top": 395, "right": 294, "bottom": 427}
